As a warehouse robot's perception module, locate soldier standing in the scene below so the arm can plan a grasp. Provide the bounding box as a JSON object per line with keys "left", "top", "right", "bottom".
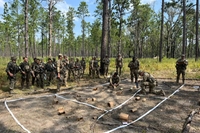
{"left": 57, "top": 54, "right": 65, "bottom": 91}
{"left": 31, "top": 57, "right": 37, "bottom": 85}
{"left": 102, "top": 55, "right": 110, "bottom": 77}
{"left": 115, "top": 54, "right": 123, "bottom": 76}
{"left": 63, "top": 55, "right": 69, "bottom": 87}
{"left": 128, "top": 56, "right": 140, "bottom": 87}
{"left": 175, "top": 54, "right": 188, "bottom": 84}
{"left": 74, "top": 58, "right": 82, "bottom": 81}
{"left": 19, "top": 57, "right": 32, "bottom": 89}
{"left": 91, "top": 56, "right": 100, "bottom": 78}
{"left": 89, "top": 57, "right": 94, "bottom": 77}
{"left": 34, "top": 59, "right": 45, "bottom": 88}
{"left": 80, "top": 57, "right": 86, "bottom": 75}
{"left": 45, "top": 58, "right": 54, "bottom": 86}
{"left": 52, "top": 58, "right": 57, "bottom": 77}
{"left": 138, "top": 70, "right": 165, "bottom": 96}
{"left": 108, "top": 72, "right": 120, "bottom": 89}
{"left": 6, "top": 56, "right": 20, "bottom": 94}
{"left": 68, "top": 57, "right": 75, "bottom": 81}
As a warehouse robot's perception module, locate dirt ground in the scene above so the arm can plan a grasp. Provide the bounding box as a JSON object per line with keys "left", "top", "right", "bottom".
{"left": 0, "top": 76, "right": 200, "bottom": 133}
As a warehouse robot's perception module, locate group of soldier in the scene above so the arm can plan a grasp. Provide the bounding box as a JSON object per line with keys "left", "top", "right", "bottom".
{"left": 6, "top": 53, "right": 188, "bottom": 96}
{"left": 125, "top": 54, "right": 188, "bottom": 96}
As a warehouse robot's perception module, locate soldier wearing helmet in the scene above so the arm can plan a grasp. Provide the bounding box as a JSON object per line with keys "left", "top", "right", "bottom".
{"left": 115, "top": 53, "right": 123, "bottom": 76}
{"left": 175, "top": 54, "right": 188, "bottom": 84}
{"left": 138, "top": 70, "right": 165, "bottom": 96}
{"left": 128, "top": 56, "right": 140, "bottom": 87}
{"left": 6, "top": 56, "right": 20, "bottom": 94}
{"left": 108, "top": 72, "right": 120, "bottom": 89}
{"left": 80, "top": 57, "right": 86, "bottom": 75}
{"left": 91, "top": 56, "right": 100, "bottom": 78}
{"left": 19, "top": 57, "right": 32, "bottom": 89}
{"left": 102, "top": 54, "right": 110, "bottom": 77}
{"left": 57, "top": 53, "right": 66, "bottom": 91}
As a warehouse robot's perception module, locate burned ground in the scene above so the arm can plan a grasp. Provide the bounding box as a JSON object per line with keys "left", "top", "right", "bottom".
{"left": 0, "top": 77, "right": 200, "bottom": 133}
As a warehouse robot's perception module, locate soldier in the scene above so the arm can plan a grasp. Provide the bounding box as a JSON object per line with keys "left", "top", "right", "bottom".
{"left": 115, "top": 53, "right": 123, "bottom": 76}
{"left": 138, "top": 70, "right": 165, "bottom": 96}
{"left": 91, "top": 56, "right": 100, "bottom": 78}
{"left": 57, "top": 54, "right": 66, "bottom": 91}
{"left": 45, "top": 58, "right": 55, "bottom": 86}
{"left": 175, "top": 54, "right": 188, "bottom": 84}
{"left": 74, "top": 58, "right": 82, "bottom": 81}
{"left": 128, "top": 56, "right": 140, "bottom": 87}
{"left": 102, "top": 54, "right": 110, "bottom": 77}
{"left": 52, "top": 57, "right": 57, "bottom": 77}
{"left": 80, "top": 57, "right": 86, "bottom": 75}
{"left": 62, "top": 55, "right": 69, "bottom": 87}
{"left": 31, "top": 57, "right": 37, "bottom": 85}
{"left": 89, "top": 57, "right": 94, "bottom": 77}
{"left": 6, "top": 56, "right": 20, "bottom": 94}
{"left": 19, "top": 57, "right": 32, "bottom": 89}
{"left": 68, "top": 57, "right": 75, "bottom": 81}
{"left": 34, "top": 59, "right": 45, "bottom": 88}
{"left": 108, "top": 72, "right": 120, "bottom": 89}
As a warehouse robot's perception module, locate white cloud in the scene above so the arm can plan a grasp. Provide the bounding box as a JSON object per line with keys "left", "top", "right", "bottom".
{"left": 0, "top": 0, "right": 5, "bottom": 8}
{"left": 141, "top": 0, "right": 156, "bottom": 4}
{"left": 55, "top": 1, "right": 70, "bottom": 14}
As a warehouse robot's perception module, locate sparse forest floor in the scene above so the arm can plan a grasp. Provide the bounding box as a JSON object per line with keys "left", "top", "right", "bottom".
{"left": 0, "top": 73, "right": 200, "bottom": 133}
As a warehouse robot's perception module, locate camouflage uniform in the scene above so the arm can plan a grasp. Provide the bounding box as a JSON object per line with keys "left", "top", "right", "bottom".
{"left": 80, "top": 57, "right": 86, "bottom": 75}
{"left": 6, "top": 57, "right": 19, "bottom": 94}
{"left": 74, "top": 58, "right": 82, "bottom": 80}
{"left": 89, "top": 57, "right": 94, "bottom": 77}
{"left": 102, "top": 55, "right": 110, "bottom": 76}
{"left": 91, "top": 56, "right": 100, "bottom": 78}
{"left": 34, "top": 59, "right": 45, "bottom": 88}
{"left": 52, "top": 58, "right": 57, "bottom": 77}
{"left": 57, "top": 54, "right": 66, "bottom": 91}
{"left": 31, "top": 58, "right": 37, "bottom": 85}
{"left": 109, "top": 72, "right": 120, "bottom": 88}
{"left": 115, "top": 54, "right": 123, "bottom": 76}
{"left": 138, "top": 71, "right": 165, "bottom": 96}
{"left": 128, "top": 56, "right": 139, "bottom": 87}
{"left": 45, "top": 58, "right": 55, "bottom": 86}
{"left": 175, "top": 54, "right": 188, "bottom": 84}
{"left": 68, "top": 58, "right": 75, "bottom": 81}
{"left": 62, "top": 56, "right": 69, "bottom": 87}
{"left": 19, "top": 57, "right": 32, "bottom": 89}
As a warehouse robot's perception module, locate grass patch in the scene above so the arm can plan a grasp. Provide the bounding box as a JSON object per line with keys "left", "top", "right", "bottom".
{"left": 0, "top": 57, "right": 200, "bottom": 92}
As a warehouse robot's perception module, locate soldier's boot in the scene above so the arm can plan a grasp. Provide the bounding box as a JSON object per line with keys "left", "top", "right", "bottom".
{"left": 149, "top": 88, "right": 156, "bottom": 94}
{"left": 140, "top": 89, "right": 146, "bottom": 95}
{"left": 21, "top": 81, "right": 25, "bottom": 90}
{"left": 182, "top": 79, "right": 185, "bottom": 84}
{"left": 135, "top": 82, "right": 139, "bottom": 88}
{"left": 160, "top": 89, "right": 166, "bottom": 96}
{"left": 26, "top": 83, "right": 30, "bottom": 89}
{"left": 176, "top": 77, "right": 179, "bottom": 83}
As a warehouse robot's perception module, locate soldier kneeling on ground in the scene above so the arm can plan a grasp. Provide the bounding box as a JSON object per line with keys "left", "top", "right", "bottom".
{"left": 138, "top": 70, "right": 165, "bottom": 96}
{"left": 108, "top": 72, "right": 120, "bottom": 89}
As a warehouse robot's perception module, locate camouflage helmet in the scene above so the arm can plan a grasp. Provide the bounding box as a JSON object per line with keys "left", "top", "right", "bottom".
{"left": 138, "top": 70, "right": 144, "bottom": 75}
{"left": 114, "top": 72, "right": 118, "bottom": 75}
{"left": 11, "top": 56, "right": 17, "bottom": 61}
{"left": 132, "top": 56, "right": 136, "bottom": 60}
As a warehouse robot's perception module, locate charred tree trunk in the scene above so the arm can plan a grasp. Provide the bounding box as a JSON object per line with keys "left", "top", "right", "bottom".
{"left": 100, "top": 0, "right": 109, "bottom": 75}
{"left": 24, "top": 0, "right": 29, "bottom": 57}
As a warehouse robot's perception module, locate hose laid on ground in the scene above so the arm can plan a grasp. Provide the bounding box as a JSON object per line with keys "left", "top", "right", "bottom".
{"left": 105, "top": 84, "right": 185, "bottom": 133}
{"left": 55, "top": 94, "right": 107, "bottom": 112}
{"left": 97, "top": 89, "right": 141, "bottom": 121}
{"left": 4, "top": 100, "right": 31, "bottom": 133}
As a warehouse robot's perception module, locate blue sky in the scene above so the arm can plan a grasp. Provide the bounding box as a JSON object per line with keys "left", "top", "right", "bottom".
{"left": 0, "top": 0, "right": 175, "bottom": 37}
